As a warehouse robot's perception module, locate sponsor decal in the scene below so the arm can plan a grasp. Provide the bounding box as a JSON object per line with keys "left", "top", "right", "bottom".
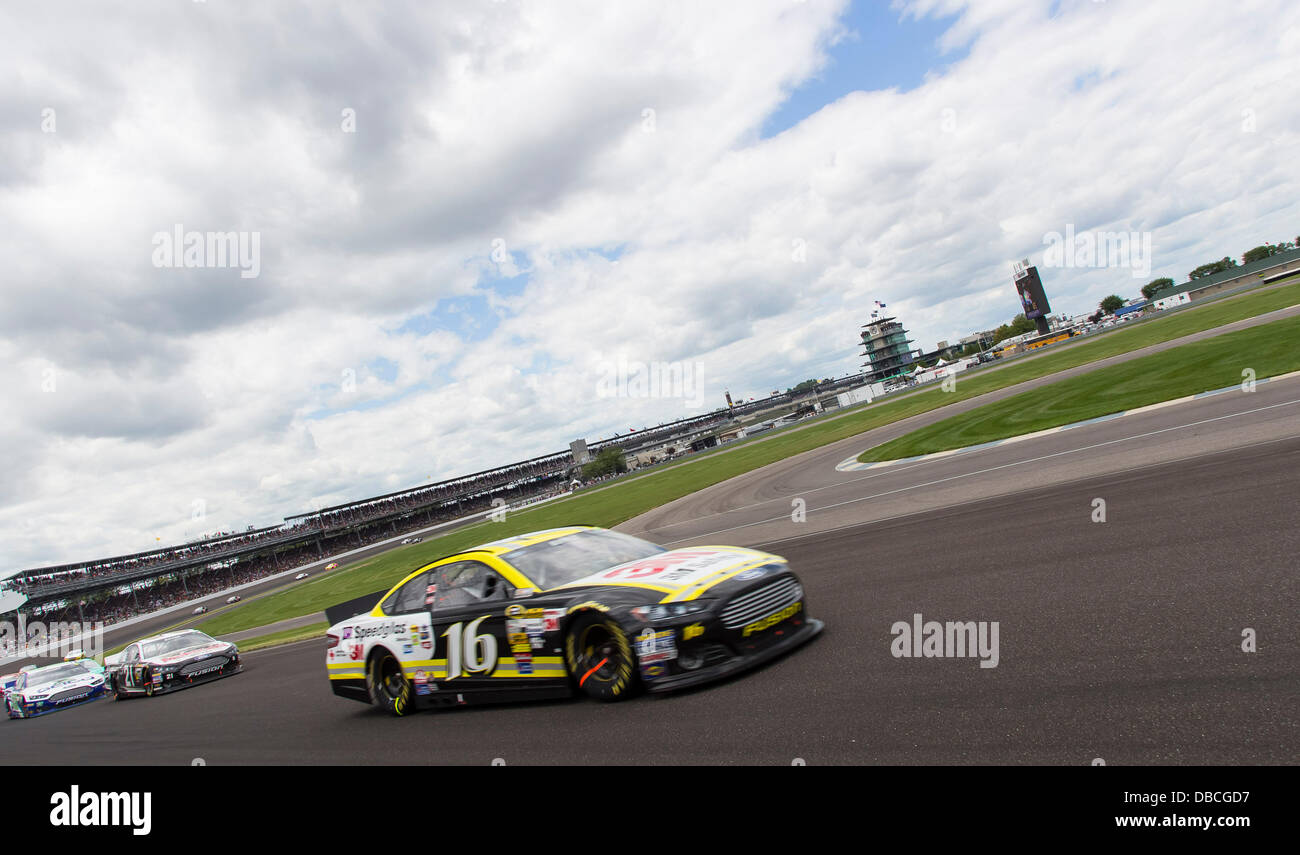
{"left": 735, "top": 568, "right": 767, "bottom": 581}
{"left": 640, "top": 662, "right": 668, "bottom": 679}
{"left": 683, "top": 623, "right": 705, "bottom": 641}
{"left": 505, "top": 605, "right": 545, "bottom": 618}
{"left": 543, "top": 610, "right": 563, "bottom": 632}
{"left": 741, "top": 602, "right": 802, "bottom": 637}
{"left": 341, "top": 627, "right": 352, "bottom": 639}
{"left": 635, "top": 628, "right": 677, "bottom": 662}
{"left": 353, "top": 621, "right": 406, "bottom": 640}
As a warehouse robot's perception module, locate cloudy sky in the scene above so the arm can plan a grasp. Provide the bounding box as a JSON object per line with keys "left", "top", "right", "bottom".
{"left": 2, "top": 0, "right": 1298, "bottom": 573}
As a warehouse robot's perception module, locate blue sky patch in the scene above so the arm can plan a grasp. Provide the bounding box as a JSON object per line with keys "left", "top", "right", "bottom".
{"left": 761, "top": 1, "right": 969, "bottom": 138}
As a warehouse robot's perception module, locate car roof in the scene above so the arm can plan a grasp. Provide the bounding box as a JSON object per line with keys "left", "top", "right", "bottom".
{"left": 464, "top": 526, "right": 595, "bottom": 556}
{"left": 367, "top": 526, "right": 602, "bottom": 616}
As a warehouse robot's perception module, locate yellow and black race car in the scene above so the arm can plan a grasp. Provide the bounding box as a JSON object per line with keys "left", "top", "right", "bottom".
{"left": 324, "top": 526, "right": 822, "bottom": 714}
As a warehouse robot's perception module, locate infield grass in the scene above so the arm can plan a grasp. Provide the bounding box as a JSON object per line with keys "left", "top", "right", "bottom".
{"left": 857, "top": 313, "right": 1300, "bottom": 461}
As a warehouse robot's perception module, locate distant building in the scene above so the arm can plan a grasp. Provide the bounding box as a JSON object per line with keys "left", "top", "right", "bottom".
{"left": 859, "top": 316, "right": 915, "bottom": 382}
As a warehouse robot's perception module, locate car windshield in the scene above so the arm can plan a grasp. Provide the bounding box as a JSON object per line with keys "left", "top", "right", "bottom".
{"left": 141, "top": 631, "right": 214, "bottom": 659}
{"left": 26, "top": 663, "right": 91, "bottom": 688}
{"left": 504, "top": 529, "right": 665, "bottom": 590}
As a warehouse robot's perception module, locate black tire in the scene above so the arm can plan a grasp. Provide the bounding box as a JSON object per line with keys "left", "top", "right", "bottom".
{"left": 565, "top": 613, "right": 637, "bottom": 701}
{"left": 367, "top": 649, "right": 414, "bottom": 716}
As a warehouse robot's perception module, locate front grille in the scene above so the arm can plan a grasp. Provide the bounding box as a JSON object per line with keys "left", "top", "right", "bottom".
{"left": 720, "top": 577, "right": 802, "bottom": 629}
{"left": 51, "top": 687, "right": 93, "bottom": 704}
{"left": 181, "top": 656, "right": 229, "bottom": 677}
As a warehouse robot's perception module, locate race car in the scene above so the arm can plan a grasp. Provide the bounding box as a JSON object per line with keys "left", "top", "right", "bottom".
{"left": 226, "top": 595, "right": 241, "bottom": 604}
{"left": 5, "top": 660, "right": 107, "bottom": 718}
{"left": 296, "top": 572, "right": 311, "bottom": 579}
{"left": 325, "top": 526, "right": 822, "bottom": 715}
{"left": 103, "top": 630, "right": 241, "bottom": 698}
{"left": 192, "top": 606, "right": 207, "bottom": 615}
{"left": 324, "top": 563, "right": 339, "bottom": 570}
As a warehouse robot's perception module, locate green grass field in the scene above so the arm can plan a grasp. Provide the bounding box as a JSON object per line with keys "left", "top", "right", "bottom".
{"left": 198, "top": 276, "right": 1300, "bottom": 638}
{"left": 235, "top": 622, "right": 329, "bottom": 652}
{"left": 858, "top": 313, "right": 1300, "bottom": 461}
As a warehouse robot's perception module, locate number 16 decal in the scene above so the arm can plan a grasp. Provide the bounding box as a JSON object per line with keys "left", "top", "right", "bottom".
{"left": 442, "top": 616, "right": 498, "bottom": 679}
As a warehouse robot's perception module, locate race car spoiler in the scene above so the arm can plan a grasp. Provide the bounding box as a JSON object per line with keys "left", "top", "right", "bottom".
{"left": 324, "top": 589, "right": 389, "bottom": 627}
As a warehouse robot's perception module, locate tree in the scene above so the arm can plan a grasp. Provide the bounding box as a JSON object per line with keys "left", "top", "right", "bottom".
{"left": 786, "top": 379, "right": 820, "bottom": 394}
{"left": 1099, "top": 294, "right": 1126, "bottom": 315}
{"left": 1141, "top": 277, "right": 1174, "bottom": 300}
{"left": 991, "top": 313, "right": 1036, "bottom": 345}
{"left": 1188, "top": 257, "right": 1238, "bottom": 280}
{"left": 581, "top": 447, "right": 627, "bottom": 479}
{"left": 960, "top": 342, "right": 981, "bottom": 357}
{"left": 1242, "top": 241, "right": 1296, "bottom": 265}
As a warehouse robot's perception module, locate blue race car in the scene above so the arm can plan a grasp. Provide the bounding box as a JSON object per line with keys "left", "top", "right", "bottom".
{"left": 5, "top": 660, "right": 107, "bottom": 719}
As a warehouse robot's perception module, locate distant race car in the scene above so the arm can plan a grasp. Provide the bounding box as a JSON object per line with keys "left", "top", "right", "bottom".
{"left": 410, "top": 537, "right": 422, "bottom": 543}
{"left": 103, "top": 630, "right": 241, "bottom": 698}
{"left": 5, "top": 660, "right": 107, "bottom": 719}
{"left": 401, "top": 538, "right": 412, "bottom": 544}
{"left": 325, "top": 526, "right": 822, "bottom": 715}
{"left": 192, "top": 606, "right": 207, "bottom": 615}
{"left": 324, "top": 563, "right": 338, "bottom": 570}
{"left": 62, "top": 648, "right": 88, "bottom": 662}
{"left": 296, "top": 572, "right": 311, "bottom": 579}
{"left": 226, "top": 595, "right": 241, "bottom": 604}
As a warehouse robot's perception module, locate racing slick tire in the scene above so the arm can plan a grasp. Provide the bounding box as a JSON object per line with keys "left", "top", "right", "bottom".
{"left": 565, "top": 612, "right": 637, "bottom": 702}
{"left": 367, "top": 649, "right": 414, "bottom": 716}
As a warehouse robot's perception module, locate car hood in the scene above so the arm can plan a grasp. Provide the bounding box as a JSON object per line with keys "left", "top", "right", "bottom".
{"left": 145, "top": 641, "right": 232, "bottom": 665}
{"left": 21, "top": 674, "right": 102, "bottom": 697}
{"left": 552, "top": 546, "right": 784, "bottom": 599}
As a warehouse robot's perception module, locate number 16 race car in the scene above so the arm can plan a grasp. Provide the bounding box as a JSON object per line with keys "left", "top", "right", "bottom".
{"left": 325, "top": 526, "right": 823, "bottom": 715}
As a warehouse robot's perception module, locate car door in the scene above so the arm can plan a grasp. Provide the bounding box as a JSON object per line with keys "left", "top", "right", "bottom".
{"left": 427, "top": 560, "right": 516, "bottom": 692}
{"left": 121, "top": 644, "right": 143, "bottom": 689}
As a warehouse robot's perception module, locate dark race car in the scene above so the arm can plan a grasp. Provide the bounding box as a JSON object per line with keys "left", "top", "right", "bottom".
{"left": 104, "top": 630, "right": 242, "bottom": 698}
{"left": 325, "top": 526, "right": 823, "bottom": 715}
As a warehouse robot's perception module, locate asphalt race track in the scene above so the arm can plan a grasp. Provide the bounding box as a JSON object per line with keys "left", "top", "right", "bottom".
{"left": 2, "top": 375, "right": 1296, "bottom": 764}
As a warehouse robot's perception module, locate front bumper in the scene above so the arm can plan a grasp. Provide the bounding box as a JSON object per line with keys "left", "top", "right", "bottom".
{"left": 642, "top": 616, "right": 824, "bottom": 693}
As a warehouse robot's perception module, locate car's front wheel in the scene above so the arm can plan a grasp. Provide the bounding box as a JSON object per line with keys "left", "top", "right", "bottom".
{"left": 367, "top": 650, "right": 414, "bottom": 716}
{"left": 565, "top": 613, "right": 637, "bottom": 701}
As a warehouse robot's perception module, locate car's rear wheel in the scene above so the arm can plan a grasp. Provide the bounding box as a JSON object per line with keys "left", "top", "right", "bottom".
{"left": 565, "top": 613, "right": 637, "bottom": 701}
{"left": 367, "top": 650, "right": 414, "bottom": 716}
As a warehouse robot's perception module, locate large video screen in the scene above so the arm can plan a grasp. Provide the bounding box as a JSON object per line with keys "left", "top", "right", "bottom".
{"left": 1014, "top": 266, "right": 1051, "bottom": 319}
